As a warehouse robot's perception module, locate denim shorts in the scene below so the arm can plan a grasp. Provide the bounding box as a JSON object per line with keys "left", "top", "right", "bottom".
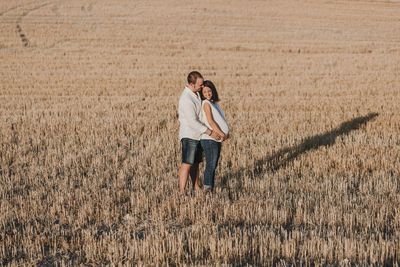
{"left": 181, "top": 138, "right": 203, "bottom": 165}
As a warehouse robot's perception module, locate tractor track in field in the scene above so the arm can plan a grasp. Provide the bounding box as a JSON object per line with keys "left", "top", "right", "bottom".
{"left": 15, "top": 2, "right": 52, "bottom": 47}
{"left": 0, "top": 0, "right": 66, "bottom": 48}
{"left": 10, "top": 0, "right": 94, "bottom": 49}
{"left": 0, "top": 1, "right": 38, "bottom": 48}
{"left": 0, "top": 1, "right": 38, "bottom": 17}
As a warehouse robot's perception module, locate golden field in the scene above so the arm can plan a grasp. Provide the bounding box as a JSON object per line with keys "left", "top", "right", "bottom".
{"left": 1, "top": 0, "right": 400, "bottom": 265}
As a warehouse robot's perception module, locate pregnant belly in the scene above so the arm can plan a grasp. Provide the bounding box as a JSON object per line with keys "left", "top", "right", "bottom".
{"left": 218, "top": 120, "right": 229, "bottom": 134}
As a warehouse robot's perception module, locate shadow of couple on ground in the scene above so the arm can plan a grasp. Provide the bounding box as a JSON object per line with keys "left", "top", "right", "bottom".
{"left": 220, "top": 112, "right": 379, "bottom": 188}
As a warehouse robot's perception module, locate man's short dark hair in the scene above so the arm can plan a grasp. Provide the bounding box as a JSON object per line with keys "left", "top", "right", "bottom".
{"left": 187, "top": 71, "right": 203, "bottom": 85}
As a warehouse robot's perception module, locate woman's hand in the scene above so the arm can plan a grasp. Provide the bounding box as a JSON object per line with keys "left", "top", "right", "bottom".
{"left": 210, "top": 130, "right": 222, "bottom": 141}
{"left": 221, "top": 133, "right": 230, "bottom": 141}
{"left": 221, "top": 133, "right": 228, "bottom": 141}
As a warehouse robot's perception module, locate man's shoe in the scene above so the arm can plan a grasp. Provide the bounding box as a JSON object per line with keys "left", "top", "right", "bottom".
{"left": 191, "top": 190, "right": 196, "bottom": 197}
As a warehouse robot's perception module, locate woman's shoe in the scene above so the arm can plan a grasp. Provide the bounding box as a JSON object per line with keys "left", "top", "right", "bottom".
{"left": 204, "top": 188, "right": 213, "bottom": 195}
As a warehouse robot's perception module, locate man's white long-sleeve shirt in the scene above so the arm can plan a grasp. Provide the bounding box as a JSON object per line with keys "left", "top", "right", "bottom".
{"left": 178, "top": 86, "right": 208, "bottom": 140}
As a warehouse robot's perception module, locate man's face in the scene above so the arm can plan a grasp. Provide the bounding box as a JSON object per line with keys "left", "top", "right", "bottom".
{"left": 193, "top": 78, "right": 204, "bottom": 92}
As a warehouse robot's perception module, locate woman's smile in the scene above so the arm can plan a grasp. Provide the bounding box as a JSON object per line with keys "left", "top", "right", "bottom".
{"left": 202, "top": 86, "right": 213, "bottom": 101}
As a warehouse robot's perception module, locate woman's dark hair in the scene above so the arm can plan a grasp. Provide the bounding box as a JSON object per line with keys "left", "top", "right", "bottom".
{"left": 200, "top": 80, "right": 219, "bottom": 102}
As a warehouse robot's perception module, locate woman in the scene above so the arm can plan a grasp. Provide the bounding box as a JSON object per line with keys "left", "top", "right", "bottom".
{"left": 200, "top": 80, "right": 230, "bottom": 193}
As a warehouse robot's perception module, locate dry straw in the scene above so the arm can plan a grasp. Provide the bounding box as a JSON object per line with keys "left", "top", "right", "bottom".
{"left": 1, "top": 0, "right": 400, "bottom": 265}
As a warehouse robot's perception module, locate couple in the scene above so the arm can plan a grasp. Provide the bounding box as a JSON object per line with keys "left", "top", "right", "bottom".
{"left": 178, "top": 71, "right": 230, "bottom": 195}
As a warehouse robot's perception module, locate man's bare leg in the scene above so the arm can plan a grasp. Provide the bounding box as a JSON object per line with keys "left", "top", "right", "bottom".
{"left": 189, "top": 162, "right": 201, "bottom": 191}
{"left": 179, "top": 163, "right": 191, "bottom": 194}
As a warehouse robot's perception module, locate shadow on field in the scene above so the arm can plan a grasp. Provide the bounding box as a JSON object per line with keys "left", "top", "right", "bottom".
{"left": 220, "top": 112, "right": 379, "bottom": 187}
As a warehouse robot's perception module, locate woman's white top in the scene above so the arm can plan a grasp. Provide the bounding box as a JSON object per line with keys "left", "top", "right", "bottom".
{"left": 200, "top": 100, "right": 229, "bottom": 142}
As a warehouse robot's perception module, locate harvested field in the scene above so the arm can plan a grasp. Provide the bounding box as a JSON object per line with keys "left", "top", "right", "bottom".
{"left": 1, "top": 0, "right": 400, "bottom": 265}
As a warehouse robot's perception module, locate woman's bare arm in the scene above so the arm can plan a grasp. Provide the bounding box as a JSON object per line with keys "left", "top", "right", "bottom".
{"left": 203, "top": 102, "right": 226, "bottom": 139}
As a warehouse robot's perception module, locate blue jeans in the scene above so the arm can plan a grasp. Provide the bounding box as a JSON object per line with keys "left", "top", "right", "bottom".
{"left": 200, "top": 140, "right": 221, "bottom": 190}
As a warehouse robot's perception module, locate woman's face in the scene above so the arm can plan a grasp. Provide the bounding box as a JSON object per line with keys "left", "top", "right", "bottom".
{"left": 202, "top": 86, "right": 213, "bottom": 101}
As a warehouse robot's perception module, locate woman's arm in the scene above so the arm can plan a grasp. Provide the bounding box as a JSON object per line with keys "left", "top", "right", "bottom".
{"left": 203, "top": 102, "right": 226, "bottom": 140}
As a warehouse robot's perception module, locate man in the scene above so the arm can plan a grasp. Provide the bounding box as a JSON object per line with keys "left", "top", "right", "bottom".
{"left": 178, "top": 71, "right": 221, "bottom": 194}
